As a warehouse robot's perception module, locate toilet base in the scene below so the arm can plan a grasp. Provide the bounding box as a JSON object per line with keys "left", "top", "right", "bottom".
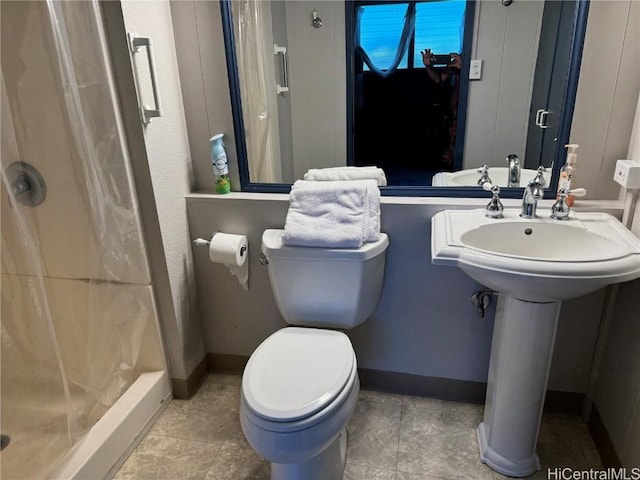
{"left": 271, "top": 427, "right": 348, "bottom": 480}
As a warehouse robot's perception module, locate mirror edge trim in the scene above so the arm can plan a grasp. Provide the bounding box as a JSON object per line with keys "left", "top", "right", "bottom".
{"left": 220, "top": 0, "right": 251, "bottom": 189}
{"left": 548, "top": 0, "right": 590, "bottom": 198}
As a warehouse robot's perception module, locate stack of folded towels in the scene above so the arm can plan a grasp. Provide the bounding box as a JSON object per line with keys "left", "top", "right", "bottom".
{"left": 282, "top": 179, "right": 381, "bottom": 248}
{"left": 303, "top": 166, "right": 387, "bottom": 186}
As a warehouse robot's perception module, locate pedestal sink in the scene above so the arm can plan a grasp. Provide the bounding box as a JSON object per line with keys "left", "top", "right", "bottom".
{"left": 431, "top": 209, "right": 640, "bottom": 477}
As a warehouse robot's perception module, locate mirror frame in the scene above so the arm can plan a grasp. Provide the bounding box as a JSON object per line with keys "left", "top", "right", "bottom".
{"left": 220, "top": 0, "right": 590, "bottom": 199}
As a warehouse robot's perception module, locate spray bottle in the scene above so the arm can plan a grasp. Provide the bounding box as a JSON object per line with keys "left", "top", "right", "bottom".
{"left": 210, "top": 134, "right": 231, "bottom": 194}
{"left": 557, "top": 144, "right": 579, "bottom": 206}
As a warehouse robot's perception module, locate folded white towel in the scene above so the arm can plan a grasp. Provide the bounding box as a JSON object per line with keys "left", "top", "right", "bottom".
{"left": 364, "top": 182, "right": 381, "bottom": 242}
{"left": 282, "top": 179, "right": 381, "bottom": 248}
{"left": 303, "top": 166, "right": 388, "bottom": 186}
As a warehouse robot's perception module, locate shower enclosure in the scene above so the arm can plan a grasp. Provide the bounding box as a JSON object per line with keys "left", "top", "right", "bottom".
{"left": 1, "top": 1, "right": 170, "bottom": 478}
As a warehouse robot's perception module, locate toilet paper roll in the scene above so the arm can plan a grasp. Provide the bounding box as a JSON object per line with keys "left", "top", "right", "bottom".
{"left": 208, "top": 233, "right": 249, "bottom": 290}
{"left": 208, "top": 233, "right": 247, "bottom": 266}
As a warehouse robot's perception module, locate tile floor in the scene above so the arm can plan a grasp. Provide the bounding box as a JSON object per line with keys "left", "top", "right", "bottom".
{"left": 114, "top": 372, "right": 602, "bottom": 480}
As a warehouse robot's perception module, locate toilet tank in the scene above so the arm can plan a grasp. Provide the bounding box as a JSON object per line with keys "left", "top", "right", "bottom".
{"left": 261, "top": 229, "right": 389, "bottom": 329}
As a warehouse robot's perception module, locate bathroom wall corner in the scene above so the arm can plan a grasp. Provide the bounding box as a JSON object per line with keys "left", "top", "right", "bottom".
{"left": 106, "top": 0, "right": 207, "bottom": 382}
{"left": 171, "top": 356, "right": 209, "bottom": 399}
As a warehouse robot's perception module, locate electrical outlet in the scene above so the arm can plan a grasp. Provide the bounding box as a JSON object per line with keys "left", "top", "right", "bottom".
{"left": 469, "top": 59, "right": 482, "bottom": 80}
{"left": 613, "top": 159, "right": 640, "bottom": 189}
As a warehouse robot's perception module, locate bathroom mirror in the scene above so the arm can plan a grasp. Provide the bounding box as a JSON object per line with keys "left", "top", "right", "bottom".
{"left": 220, "top": 0, "right": 589, "bottom": 196}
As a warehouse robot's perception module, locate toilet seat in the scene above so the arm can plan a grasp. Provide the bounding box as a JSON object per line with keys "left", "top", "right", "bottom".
{"left": 242, "top": 327, "right": 355, "bottom": 422}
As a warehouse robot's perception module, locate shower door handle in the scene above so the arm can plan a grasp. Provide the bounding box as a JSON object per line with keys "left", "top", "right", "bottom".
{"left": 274, "top": 44, "right": 289, "bottom": 95}
{"left": 127, "top": 33, "right": 163, "bottom": 124}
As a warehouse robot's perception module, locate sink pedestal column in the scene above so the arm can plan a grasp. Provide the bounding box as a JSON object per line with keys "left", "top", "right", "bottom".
{"left": 478, "top": 295, "right": 561, "bottom": 477}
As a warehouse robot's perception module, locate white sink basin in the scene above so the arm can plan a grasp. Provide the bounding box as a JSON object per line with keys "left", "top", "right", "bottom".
{"left": 432, "top": 209, "right": 640, "bottom": 302}
{"left": 432, "top": 167, "right": 538, "bottom": 187}
{"left": 431, "top": 208, "right": 640, "bottom": 477}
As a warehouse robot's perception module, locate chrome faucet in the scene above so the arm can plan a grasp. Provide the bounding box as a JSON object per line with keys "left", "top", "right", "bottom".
{"left": 506, "top": 154, "right": 521, "bottom": 187}
{"left": 520, "top": 169, "right": 546, "bottom": 219}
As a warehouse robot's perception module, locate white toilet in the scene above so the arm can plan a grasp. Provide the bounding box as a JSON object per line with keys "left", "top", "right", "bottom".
{"left": 240, "top": 229, "right": 389, "bottom": 480}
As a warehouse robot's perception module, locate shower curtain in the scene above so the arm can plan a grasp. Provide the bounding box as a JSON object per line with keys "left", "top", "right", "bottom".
{"left": 232, "top": 0, "right": 283, "bottom": 183}
{"left": 1, "top": 1, "right": 157, "bottom": 478}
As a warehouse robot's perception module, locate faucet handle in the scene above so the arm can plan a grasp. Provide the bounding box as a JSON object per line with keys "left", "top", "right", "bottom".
{"left": 477, "top": 165, "right": 492, "bottom": 185}
{"left": 483, "top": 182, "right": 504, "bottom": 219}
{"left": 567, "top": 187, "right": 586, "bottom": 197}
{"left": 532, "top": 166, "right": 547, "bottom": 187}
{"left": 551, "top": 187, "right": 586, "bottom": 220}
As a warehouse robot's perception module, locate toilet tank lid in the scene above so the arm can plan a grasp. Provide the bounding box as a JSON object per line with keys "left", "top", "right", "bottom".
{"left": 242, "top": 327, "right": 355, "bottom": 422}
{"left": 262, "top": 230, "right": 389, "bottom": 260}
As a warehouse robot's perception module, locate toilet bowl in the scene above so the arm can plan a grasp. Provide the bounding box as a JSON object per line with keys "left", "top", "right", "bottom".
{"left": 240, "top": 328, "right": 359, "bottom": 479}
{"left": 240, "top": 230, "right": 388, "bottom": 479}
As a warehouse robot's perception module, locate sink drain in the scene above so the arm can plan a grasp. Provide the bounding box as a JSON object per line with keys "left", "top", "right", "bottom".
{"left": 0, "top": 434, "right": 10, "bottom": 451}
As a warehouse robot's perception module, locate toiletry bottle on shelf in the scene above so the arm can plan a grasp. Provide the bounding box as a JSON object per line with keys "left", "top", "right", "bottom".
{"left": 557, "top": 144, "right": 579, "bottom": 206}
{"left": 210, "top": 134, "right": 231, "bottom": 194}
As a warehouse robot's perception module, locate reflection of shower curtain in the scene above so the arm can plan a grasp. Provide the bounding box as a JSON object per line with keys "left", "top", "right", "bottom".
{"left": 1, "top": 1, "right": 155, "bottom": 478}
{"left": 232, "top": 0, "right": 282, "bottom": 183}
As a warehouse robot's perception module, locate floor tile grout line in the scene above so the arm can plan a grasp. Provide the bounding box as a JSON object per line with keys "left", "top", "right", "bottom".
{"left": 201, "top": 442, "right": 226, "bottom": 480}
{"left": 394, "top": 395, "right": 406, "bottom": 474}
{"left": 143, "top": 429, "right": 230, "bottom": 448}
{"left": 569, "top": 419, "right": 600, "bottom": 468}
{"left": 115, "top": 433, "right": 225, "bottom": 480}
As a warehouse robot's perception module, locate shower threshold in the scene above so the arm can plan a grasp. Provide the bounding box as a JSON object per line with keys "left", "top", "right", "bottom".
{"left": 53, "top": 370, "right": 171, "bottom": 480}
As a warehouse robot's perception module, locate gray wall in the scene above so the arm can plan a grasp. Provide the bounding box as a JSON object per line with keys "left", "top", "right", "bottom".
{"left": 593, "top": 278, "right": 640, "bottom": 466}
{"left": 187, "top": 195, "right": 605, "bottom": 393}
{"left": 590, "top": 85, "right": 640, "bottom": 468}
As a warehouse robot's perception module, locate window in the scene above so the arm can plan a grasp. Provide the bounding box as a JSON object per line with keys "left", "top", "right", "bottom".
{"left": 358, "top": 3, "right": 411, "bottom": 70}
{"left": 357, "top": 0, "right": 466, "bottom": 72}
{"left": 413, "top": 1, "right": 466, "bottom": 65}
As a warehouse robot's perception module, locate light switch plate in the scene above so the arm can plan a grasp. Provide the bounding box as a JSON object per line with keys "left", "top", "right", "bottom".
{"left": 470, "top": 59, "right": 482, "bottom": 80}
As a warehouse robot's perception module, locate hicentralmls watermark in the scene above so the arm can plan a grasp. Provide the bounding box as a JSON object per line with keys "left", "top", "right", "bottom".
{"left": 547, "top": 468, "right": 640, "bottom": 480}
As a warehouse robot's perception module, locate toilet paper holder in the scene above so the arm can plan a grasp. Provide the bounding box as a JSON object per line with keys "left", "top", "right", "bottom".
{"left": 193, "top": 238, "right": 211, "bottom": 247}
{"left": 193, "top": 236, "right": 247, "bottom": 258}
{"left": 193, "top": 232, "right": 249, "bottom": 290}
